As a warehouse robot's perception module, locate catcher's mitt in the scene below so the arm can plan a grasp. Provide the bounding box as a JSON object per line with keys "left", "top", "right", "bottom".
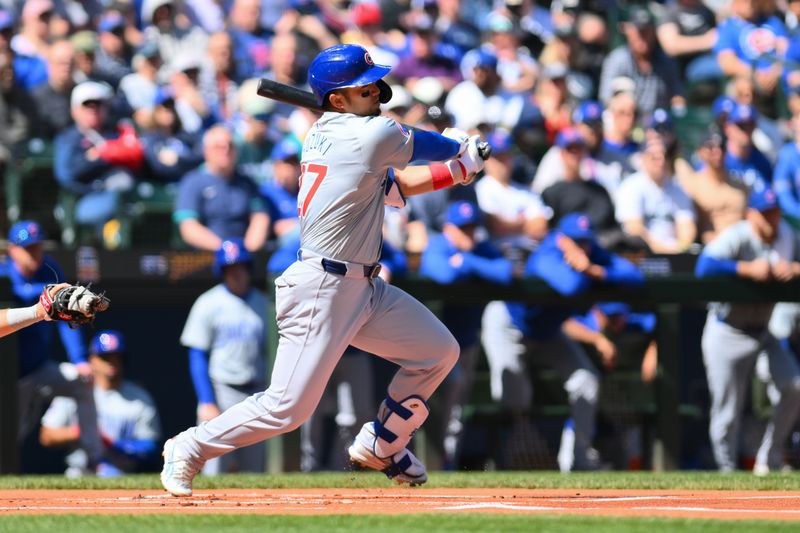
{"left": 39, "top": 283, "right": 110, "bottom": 328}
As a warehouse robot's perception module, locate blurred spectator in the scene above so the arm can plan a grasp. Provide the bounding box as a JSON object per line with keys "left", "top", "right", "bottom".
{"left": 118, "top": 40, "right": 162, "bottom": 128}
{"left": 695, "top": 187, "right": 800, "bottom": 474}
{"left": 273, "top": 0, "right": 339, "bottom": 51}
{"left": 419, "top": 200, "right": 514, "bottom": 468}
{"left": 538, "top": 23, "right": 595, "bottom": 100}
{"left": 786, "top": 0, "right": 800, "bottom": 36}
{"left": 262, "top": 32, "right": 307, "bottom": 125}
{"left": 0, "top": 50, "right": 36, "bottom": 162}
{"left": 773, "top": 113, "right": 800, "bottom": 223}
{"left": 0, "top": 9, "right": 47, "bottom": 92}
{"left": 643, "top": 108, "right": 679, "bottom": 162}
{"left": 340, "top": 2, "right": 399, "bottom": 68}
{"left": 30, "top": 39, "right": 75, "bottom": 138}
{"left": 232, "top": 78, "right": 277, "bottom": 183}
{"left": 11, "top": 0, "right": 53, "bottom": 74}
{"left": 656, "top": 0, "right": 721, "bottom": 83}
{"left": 595, "top": 91, "right": 640, "bottom": 198}
{"left": 141, "top": 0, "right": 208, "bottom": 76}
{"left": 676, "top": 130, "right": 748, "bottom": 244}
{"left": 723, "top": 103, "right": 772, "bottom": 190}
{"left": 174, "top": 124, "right": 269, "bottom": 252}
{"left": 54, "top": 81, "right": 144, "bottom": 237}
{"left": 598, "top": 5, "right": 684, "bottom": 117}
{"left": 260, "top": 136, "right": 301, "bottom": 246}
{"left": 502, "top": 0, "right": 553, "bottom": 58}
{"left": 445, "top": 48, "right": 522, "bottom": 132}
{"left": 199, "top": 31, "right": 243, "bottom": 122}
{"left": 481, "top": 213, "right": 644, "bottom": 471}
{"left": 95, "top": 12, "right": 134, "bottom": 89}
{"left": 533, "top": 62, "right": 571, "bottom": 143}
{"left": 616, "top": 139, "right": 697, "bottom": 253}
{"left": 485, "top": 13, "right": 537, "bottom": 94}
{"left": 433, "top": 0, "right": 480, "bottom": 61}
{"left": 540, "top": 128, "right": 629, "bottom": 251}
{"left": 71, "top": 31, "right": 117, "bottom": 87}
{"left": 532, "top": 125, "right": 585, "bottom": 194}
{"left": 39, "top": 330, "right": 162, "bottom": 478}
{"left": 227, "top": 0, "right": 270, "bottom": 77}
{"left": 170, "top": 54, "right": 213, "bottom": 134}
{"left": 0, "top": 220, "right": 102, "bottom": 472}
{"left": 393, "top": 14, "right": 462, "bottom": 92}
{"left": 180, "top": 239, "right": 267, "bottom": 475}
{"left": 475, "top": 129, "right": 549, "bottom": 262}
{"left": 570, "top": 100, "right": 637, "bottom": 200}
{"left": 141, "top": 87, "right": 203, "bottom": 182}
{"left": 727, "top": 75, "right": 783, "bottom": 163}
{"left": 184, "top": 0, "right": 226, "bottom": 33}
{"left": 715, "top": 0, "right": 787, "bottom": 97}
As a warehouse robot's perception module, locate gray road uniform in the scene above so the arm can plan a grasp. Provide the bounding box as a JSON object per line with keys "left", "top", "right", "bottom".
{"left": 41, "top": 382, "right": 161, "bottom": 476}
{"left": 180, "top": 284, "right": 268, "bottom": 474}
{"left": 697, "top": 220, "right": 800, "bottom": 472}
{"left": 172, "top": 113, "right": 459, "bottom": 478}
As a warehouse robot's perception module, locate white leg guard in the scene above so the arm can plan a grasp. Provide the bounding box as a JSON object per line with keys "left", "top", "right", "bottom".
{"left": 348, "top": 395, "right": 429, "bottom": 485}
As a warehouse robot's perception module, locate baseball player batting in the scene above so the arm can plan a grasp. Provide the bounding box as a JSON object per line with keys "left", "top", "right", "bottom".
{"left": 161, "top": 44, "right": 486, "bottom": 496}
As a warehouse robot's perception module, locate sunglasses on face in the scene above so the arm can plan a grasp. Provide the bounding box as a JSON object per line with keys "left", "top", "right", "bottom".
{"left": 39, "top": 11, "right": 53, "bottom": 21}
{"left": 735, "top": 121, "right": 755, "bottom": 131}
{"left": 82, "top": 99, "right": 105, "bottom": 108}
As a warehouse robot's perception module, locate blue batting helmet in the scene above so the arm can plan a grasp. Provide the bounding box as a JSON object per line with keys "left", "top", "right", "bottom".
{"left": 213, "top": 238, "right": 253, "bottom": 277}
{"left": 307, "top": 44, "right": 392, "bottom": 106}
{"left": 90, "top": 330, "right": 126, "bottom": 355}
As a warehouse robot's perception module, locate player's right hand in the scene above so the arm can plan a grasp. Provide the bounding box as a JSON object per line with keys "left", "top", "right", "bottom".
{"left": 455, "top": 136, "right": 485, "bottom": 183}
{"left": 198, "top": 403, "right": 221, "bottom": 422}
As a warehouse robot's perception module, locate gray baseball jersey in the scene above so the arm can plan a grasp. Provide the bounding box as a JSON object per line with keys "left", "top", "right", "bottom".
{"left": 299, "top": 112, "right": 413, "bottom": 264}
{"left": 703, "top": 219, "right": 800, "bottom": 329}
{"left": 181, "top": 285, "right": 268, "bottom": 386}
{"left": 41, "top": 381, "right": 161, "bottom": 473}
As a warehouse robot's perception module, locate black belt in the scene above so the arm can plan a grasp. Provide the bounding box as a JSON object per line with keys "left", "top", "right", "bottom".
{"left": 321, "top": 258, "right": 382, "bottom": 279}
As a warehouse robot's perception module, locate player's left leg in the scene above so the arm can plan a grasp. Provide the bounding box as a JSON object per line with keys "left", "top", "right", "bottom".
{"left": 754, "top": 333, "right": 800, "bottom": 474}
{"left": 349, "top": 281, "right": 459, "bottom": 485}
{"left": 537, "top": 333, "right": 601, "bottom": 472}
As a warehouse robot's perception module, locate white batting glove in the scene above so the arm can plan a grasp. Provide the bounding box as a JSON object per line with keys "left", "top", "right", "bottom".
{"left": 456, "top": 135, "right": 485, "bottom": 180}
{"left": 441, "top": 127, "right": 470, "bottom": 156}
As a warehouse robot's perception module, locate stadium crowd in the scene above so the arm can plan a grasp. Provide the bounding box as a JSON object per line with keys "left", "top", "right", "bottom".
{"left": 3, "top": 0, "right": 800, "bottom": 476}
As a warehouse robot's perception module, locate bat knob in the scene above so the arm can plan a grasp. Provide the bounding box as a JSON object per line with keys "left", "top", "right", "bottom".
{"left": 477, "top": 141, "right": 492, "bottom": 161}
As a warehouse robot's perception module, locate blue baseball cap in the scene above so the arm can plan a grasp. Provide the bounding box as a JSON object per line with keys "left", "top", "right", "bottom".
{"left": 748, "top": 187, "right": 779, "bottom": 212}
{"left": 727, "top": 103, "right": 757, "bottom": 125}
{"left": 556, "top": 127, "right": 586, "bottom": 148}
{"left": 557, "top": 212, "right": 594, "bottom": 240}
{"left": 446, "top": 201, "right": 481, "bottom": 227}
{"left": 90, "top": 330, "right": 126, "bottom": 355}
{"left": 596, "top": 302, "right": 630, "bottom": 316}
{"left": 213, "top": 238, "right": 253, "bottom": 277}
{"left": 271, "top": 137, "right": 302, "bottom": 161}
{"left": 153, "top": 86, "right": 174, "bottom": 106}
{"left": 572, "top": 100, "right": 603, "bottom": 125}
{"left": 487, "top": 129, "right": 513, "bottom": 155}
{"left": 8, "top": 220, "right": 45, "bottom": 247}
{"left": 98, "top": 12, "right": 125, "bottom": 33}
{"left": 645, "top": 108, "right": 672, "bottom": 131}
{"left": 0, "top": 9, "right": 15, "bottom": 31}
{"left": 473, "top": 49, "right": 498, "bottom": 70}
{"left": 712, "top": 95, "right": 735, "bottom": 119}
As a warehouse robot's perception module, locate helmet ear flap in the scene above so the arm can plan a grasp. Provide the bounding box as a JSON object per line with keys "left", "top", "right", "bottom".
{"left": 377, "top": 79, "right": 393, "bottom": 104}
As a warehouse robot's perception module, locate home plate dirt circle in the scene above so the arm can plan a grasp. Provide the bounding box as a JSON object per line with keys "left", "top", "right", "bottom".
{"left": 0, "top": 488, "right": 799, "bottom": 520}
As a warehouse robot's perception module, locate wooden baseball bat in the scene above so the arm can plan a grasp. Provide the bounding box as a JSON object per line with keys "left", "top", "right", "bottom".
{"left": 255, "top": 78, "right": 491, "bottom": 159}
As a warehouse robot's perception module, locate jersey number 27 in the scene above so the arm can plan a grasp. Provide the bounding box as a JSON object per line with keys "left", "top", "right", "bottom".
{"left": 298, "top": 163, "right": 328, "bottom": 217}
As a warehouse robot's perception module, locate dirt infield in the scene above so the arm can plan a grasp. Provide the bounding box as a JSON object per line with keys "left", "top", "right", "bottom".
{"left": 0, "top": 488, "right": 798, "bottom": 520}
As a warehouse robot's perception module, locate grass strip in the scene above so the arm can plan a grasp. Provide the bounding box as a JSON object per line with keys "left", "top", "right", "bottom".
{"left": 0, "top": 514, "right": 794, "bottom": 533}
{"left": 0, "top": 471, "right": 799, "bottom": 491}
